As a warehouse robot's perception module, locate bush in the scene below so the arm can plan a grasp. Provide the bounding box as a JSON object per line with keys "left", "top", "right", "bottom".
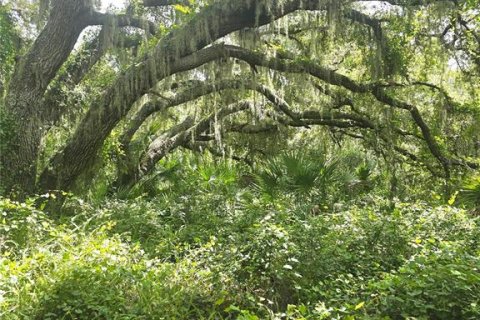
{"left": 366, "top": 243, "right": 480, "bottom": 319}
{"left": 0, "top": 227, "right": 231, "bottom": 319}
{"left": 1, "top": 165, "right": 480, "bottom": 319}
{"left": 0, "top": 197, "right": 53, "bottom": 255}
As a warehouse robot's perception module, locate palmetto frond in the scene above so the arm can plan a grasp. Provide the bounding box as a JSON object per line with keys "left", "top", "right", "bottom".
{"left": 459, "top": 175, "right": 480, "bottom": 209}
{"left": 254, "top": 151, "right": 346, "bottom": 201}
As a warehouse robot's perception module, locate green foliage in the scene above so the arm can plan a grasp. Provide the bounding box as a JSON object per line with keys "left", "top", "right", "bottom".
{"left": 2, "top": 0, "right": 480, "bottom": 318}
{"left": 0, "top": 209, "right": 231, "bottom": 319}
{"left": 458, "top": 174, "right": 480, "bottom": 210}
{"left": 2, "top": 183, "right": 480, "bottom": 319}
{"left": 367, "top": 244, "right": 480, "bottom": 319}
{"left": 253, "top": 150, "right": 373, "bottom": 205}
{"left": 0, "top": 197, "right": 52, "bottom": 254}
{"left": 3, "top": 157, "right": 477, "bottom": 319}
{"left": 254, "top": 151, "right": 331, "bottom": 200}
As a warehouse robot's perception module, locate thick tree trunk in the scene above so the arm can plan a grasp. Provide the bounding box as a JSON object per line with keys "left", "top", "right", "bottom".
{"left": 0, "top": 0, "right": 93, "bottom": 197}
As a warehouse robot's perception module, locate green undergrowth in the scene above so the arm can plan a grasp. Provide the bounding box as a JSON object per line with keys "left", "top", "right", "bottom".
{"left": 1, "top": 160, "right": 480, "bottom": 319}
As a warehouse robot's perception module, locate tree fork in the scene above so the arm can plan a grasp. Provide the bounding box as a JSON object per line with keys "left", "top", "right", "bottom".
{"left": 0, "top": 0, "right": 95, "bottom": 197}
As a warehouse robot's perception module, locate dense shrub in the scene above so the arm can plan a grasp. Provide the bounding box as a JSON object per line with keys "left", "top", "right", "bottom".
{"left": 1, "top": 160, "right": 480, "bottom": 319}
{"left": 366, "top": 244, "right": 480, "bottom": 319}
{"left": 0, "top": 227, "right": 231, "bottom": 319}
{"left": 0, "top": 197, "right": 53, "bottom": 255}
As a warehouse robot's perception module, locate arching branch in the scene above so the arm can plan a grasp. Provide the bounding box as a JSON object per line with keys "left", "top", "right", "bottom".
{"left": 118, "top": 78, "right": 308, "bottom": 152}
{"left": 218, "top": 45, "right": 463, "bottom": 174}
{"left": 114, "top": 101, "right": 252, "bottom": 190}
{"left": 38, "top": 0, "right": 333, "bottom": 193}
{"left": 118, "top": 79, "right": 255, "bottom": 149}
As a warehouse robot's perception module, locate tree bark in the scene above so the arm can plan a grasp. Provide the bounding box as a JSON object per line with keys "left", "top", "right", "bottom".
{"left": 1, "top": 0, "right": 150, "bottom": 197}
{"left": 0, "top": 0, "right": 94, "bottom": 197}
{"left": 114, "top": 101, "right": 251, "bottom": 191}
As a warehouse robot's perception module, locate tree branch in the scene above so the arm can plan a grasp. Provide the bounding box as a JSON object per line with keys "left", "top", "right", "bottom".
{"left": 118, "top": 77, "right": 309, "bottom": 151}
{"left": 114, "top": 101, "right": 252, "bottom": 190}
{"left": 39, "top": 0, "right": 334, "bottom": 193}
{"left": 89, "top": 11, "right": 157, "bottom": 35}
{"left": 143, "top": 0, "right": 191, "bottom": 7}
{"left": 219, "top": 45, "right": 458, "bottom": 175}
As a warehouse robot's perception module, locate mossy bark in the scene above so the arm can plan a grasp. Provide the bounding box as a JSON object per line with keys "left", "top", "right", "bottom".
{"left": 0, "top": 0, "right": 94, "bottom": 197}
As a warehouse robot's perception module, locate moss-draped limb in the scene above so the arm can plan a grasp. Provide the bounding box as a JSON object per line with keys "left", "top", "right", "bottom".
{"left": 113, "top": 101, "right": 252, "bottom": 190}
{"left": 1, "top": 0, "right": 158, "bottom": 196}
{"left": 37, "top": 0, "right": 336, "bottom": 194}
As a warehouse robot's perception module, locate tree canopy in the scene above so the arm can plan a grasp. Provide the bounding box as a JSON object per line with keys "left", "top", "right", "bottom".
{"left": 0, "top": 0, "right": 479, "bottom": 199}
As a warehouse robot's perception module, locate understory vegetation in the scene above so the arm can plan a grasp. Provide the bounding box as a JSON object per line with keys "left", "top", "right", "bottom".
{"left": 2, "top": 152, "right": 480, "bottom": 319}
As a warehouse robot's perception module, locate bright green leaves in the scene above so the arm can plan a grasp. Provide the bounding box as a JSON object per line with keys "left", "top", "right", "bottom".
{"left": 173, "top": 4, "right": 191, "bottom": 15}
{"left": 0, "top": 197, "right": 52, "bottom": 255}
{"left": 369, "top": 244, "right": 480, "bottom": 319}
{"left": 457, "top": 174, "right": 480, "bottom": 210}
{"left": 466, "top": 0, "right": 480, "bottom": 10}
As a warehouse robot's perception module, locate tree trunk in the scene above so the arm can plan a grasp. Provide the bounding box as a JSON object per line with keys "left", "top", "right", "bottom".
{"left": 0, "top": 0, "right": 93, "bottom": 197}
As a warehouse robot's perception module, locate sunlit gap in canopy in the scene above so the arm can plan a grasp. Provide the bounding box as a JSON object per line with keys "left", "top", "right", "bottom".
{"left": 99, "top": 0, "right": 127, "bottom": 13}
{"left": 75, "top": 0, "right": 127, "bottom": 50}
